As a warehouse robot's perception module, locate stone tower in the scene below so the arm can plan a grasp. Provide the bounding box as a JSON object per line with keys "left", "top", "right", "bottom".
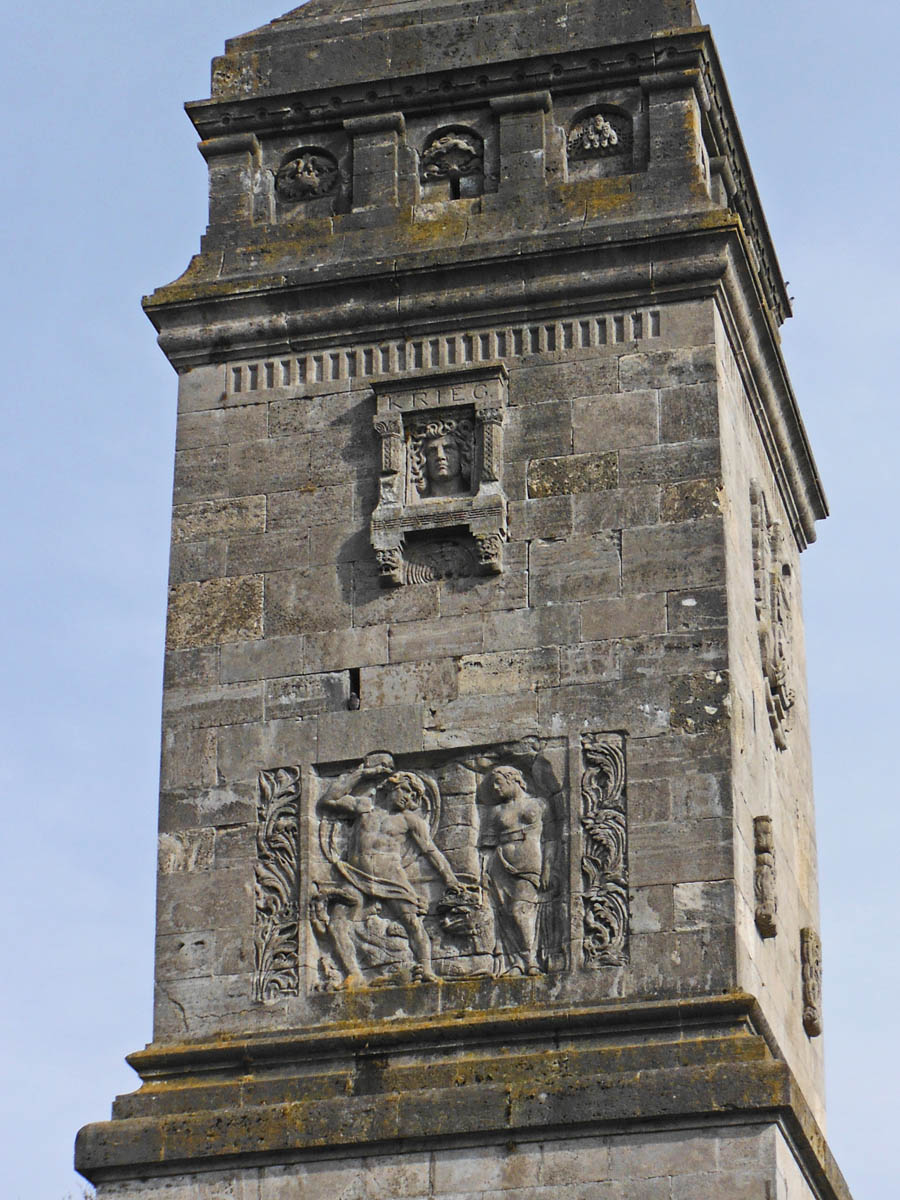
{"left": 77, "top": 3, "right": 853, "bottom": 1197}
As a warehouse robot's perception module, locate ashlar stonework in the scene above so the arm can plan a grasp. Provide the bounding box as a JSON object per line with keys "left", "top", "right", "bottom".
{"left": 77, "top": 3, "right": 855, "bottom": 1199}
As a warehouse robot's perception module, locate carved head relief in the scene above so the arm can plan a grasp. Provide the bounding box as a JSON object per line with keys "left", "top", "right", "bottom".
{"left": 408, "top": 410, "right": 475, "bottom": 500}
{"left": 385, "top": 771, "right": 429, "bottom": 812}
{"left": 275, "top": 147, "right": 340, "bottom": 202}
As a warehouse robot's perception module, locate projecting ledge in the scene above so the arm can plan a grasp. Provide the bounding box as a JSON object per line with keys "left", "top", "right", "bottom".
{"left": 76, "top": 994, "right": 851, "bottom": 1200}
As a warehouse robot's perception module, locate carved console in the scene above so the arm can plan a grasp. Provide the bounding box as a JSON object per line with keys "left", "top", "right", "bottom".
{"left": 753, "top": 815, "right": 777, "bottom": 939}
{"left": 801, "top": 927, "right": 824, "bottom": 1038}
{"left": 370, "top": 366, "right": 508, "bottom": 585}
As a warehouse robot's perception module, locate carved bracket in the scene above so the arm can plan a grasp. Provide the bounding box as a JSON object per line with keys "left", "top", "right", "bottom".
{"left": 753, "top": 815, "right": 777, "bottom": 939}
{"left": 580, "top": 734, "right": 629, "bottom": 967}
{"left": 254, "top": 767, "right": 302, "bottom": 1003}
{"left": 370, "top": 366, "right": 508, "bottom": 585}
{"left": 801, "top": 927, "right": 823, "bottom": 1038}
{"left": 751, "top": 482, "right": 796, "bottom": 749}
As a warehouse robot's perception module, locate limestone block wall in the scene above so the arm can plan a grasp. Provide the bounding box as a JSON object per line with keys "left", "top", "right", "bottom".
{"left": 93, "top": 1124, "right": 818, "bottom": 1200}
{"left": 715, "top": 311, "right": 825, "bottom": 1124}
{"left": 155, "top": 295, "right": 737, "bottom": 1042}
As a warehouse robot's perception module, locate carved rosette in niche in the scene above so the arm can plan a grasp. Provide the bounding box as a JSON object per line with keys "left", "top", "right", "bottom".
{"left": 370, "top": 367, "right": 508, "bottom": 585}
{"left": 753, "top": 815, "right": 777, "bottom": 938}
{"left": 801, "top": 927, "right": 823, "bottom": 1038}
{"left": 253, "top": 767, "right": 302, "bottom": 1002}
{"left": 580, "top": 735, "right": 629, "bottom": 967}
{"left": 274, "top": 147, "right": 340, "bottom": 202}
{"left": 751, "top": 482, "right": 796, "bottom": 749}
{"left": 308, "top": 739, "right": 568, "bottom": 989}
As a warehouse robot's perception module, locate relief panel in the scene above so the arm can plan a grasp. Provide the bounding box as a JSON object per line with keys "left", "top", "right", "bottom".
{"left": 253, "top": 767, "right": 302, "bottom": 1002}
{"left": 751, "top": 481, "right": 796, "bottom": 749}
{"left": 252, "top": 733, "right": 633, "bottom": 1001}
{"left": 266, "top": 134, "right": 351, "bottom": 220}
{"left": 580, "top": 734, "right": 630, "bottom": 967}
{"left": 370, "top": 366, "right": 508, "bottom": 585}
{"left": 309, "top": 741, "right": 567, "bottom": 988}
{"left": 419, "top": 125, "right": 485, "bottom": 200}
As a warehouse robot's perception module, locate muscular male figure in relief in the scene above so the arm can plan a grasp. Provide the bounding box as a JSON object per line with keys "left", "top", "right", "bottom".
{"left": 317, "top": 754, "right": 460, "bottom": 986}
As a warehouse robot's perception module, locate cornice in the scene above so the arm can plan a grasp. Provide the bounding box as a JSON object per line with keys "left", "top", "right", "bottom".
{"left": 143, "top": 213, "right": 823, "bottom": 548}
{"left": 182, "top": 29, "right": 787, "bottom": 323}
{"left": 75, "top": 994, "right": 850, "bottom": 1200}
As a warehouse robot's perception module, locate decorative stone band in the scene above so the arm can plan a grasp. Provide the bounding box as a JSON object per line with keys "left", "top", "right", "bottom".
{"left": 226, "top": 308, "right": 662, "bottom": 395}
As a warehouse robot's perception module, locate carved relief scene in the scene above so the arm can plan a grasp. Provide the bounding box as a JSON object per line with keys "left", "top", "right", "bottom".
{"left": 308, "top": 740, "right": 568, "bottom": 990}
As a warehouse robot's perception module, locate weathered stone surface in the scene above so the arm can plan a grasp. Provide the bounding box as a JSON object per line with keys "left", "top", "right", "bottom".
{"left": 527, "top": 451, "right": 618, "bottom": 498}
{"left": 172, "top": 496, "right": 266, "bottom": 544}
{"left": 670, "top": 670, "right": 730, "bottom": 735}
{"left": 661, "top": 476, "right": 722, "bottom": 523}
{"left": 166, "top": 576, "right": 263, "bottom": 650}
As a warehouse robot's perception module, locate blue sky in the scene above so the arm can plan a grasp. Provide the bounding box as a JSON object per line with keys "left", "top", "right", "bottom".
{"left": 1, "top": 2, "right": 897, "bottom": 1197}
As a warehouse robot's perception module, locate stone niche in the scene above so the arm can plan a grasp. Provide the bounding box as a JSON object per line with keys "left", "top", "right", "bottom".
{"left": 254, "top": 733, "right": 629, "bottom": 1003}
{"left": 370, "top": 366, "right": 508, "bottom": 585}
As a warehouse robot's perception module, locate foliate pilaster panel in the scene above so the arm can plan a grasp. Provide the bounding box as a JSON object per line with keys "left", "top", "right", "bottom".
{"left": 750, "top": 481, "right": 796, "bottom": 749}
{"left": 253, "top": 767, "right": 302, "bottom": 1002}
{"left": 580, "top": 734, "right": 629, "bottom": 968}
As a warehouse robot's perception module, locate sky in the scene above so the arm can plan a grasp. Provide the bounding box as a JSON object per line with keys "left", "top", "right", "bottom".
{"left": 0, "top": 2, "right": 897, "bottom": 1197}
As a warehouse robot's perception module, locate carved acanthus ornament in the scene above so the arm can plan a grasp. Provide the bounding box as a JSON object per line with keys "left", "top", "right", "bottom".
{"left": 580, "top": 735, "right": 629, "bottom": 967}
{"left": 753, "top": 815, "right": 777, "bottom": 938}
{"left": 801, "top": 927, "right": 823, "bottom": 1038}
{"left": 751, "top": 482, "right": 796, "bottom": 749}
{"left": 254, "top": 767, "right": 302, "bottom": 1002}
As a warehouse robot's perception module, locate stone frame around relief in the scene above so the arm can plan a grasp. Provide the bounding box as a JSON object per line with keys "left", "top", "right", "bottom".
{"left": 369, "top": 365, "right": 508, "bottom": 585}
{"left": 303, "top": 738, "right": 569, "bottom": 993}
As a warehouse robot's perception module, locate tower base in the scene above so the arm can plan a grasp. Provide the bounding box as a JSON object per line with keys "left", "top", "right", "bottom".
{"left": 77, "top": 995, "right": 850, "bottom": 1200}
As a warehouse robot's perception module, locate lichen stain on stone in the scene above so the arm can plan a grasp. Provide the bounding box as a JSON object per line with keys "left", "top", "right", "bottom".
{"left": 528, "top": 452, "right": 618, "bottom": 498}
{"left": 661, "top": 476, "right": 723, "bottom": 523}
{"left": 670, "top": 670, "right": 730, "bottom": 734}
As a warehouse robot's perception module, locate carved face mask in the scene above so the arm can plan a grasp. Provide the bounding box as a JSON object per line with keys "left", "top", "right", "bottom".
{"left": 424, "top": 436, "right": 461, "bottom": 482}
